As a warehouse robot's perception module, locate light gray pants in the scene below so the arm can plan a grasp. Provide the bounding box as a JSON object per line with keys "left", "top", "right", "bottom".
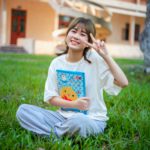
{"left": 16, "top": 104, "right": 106, "bottom": 138}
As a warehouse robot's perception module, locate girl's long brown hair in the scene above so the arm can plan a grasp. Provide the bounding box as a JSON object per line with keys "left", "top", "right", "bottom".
{"left": 58, "top": 17, "right": 96, "bottom": 63}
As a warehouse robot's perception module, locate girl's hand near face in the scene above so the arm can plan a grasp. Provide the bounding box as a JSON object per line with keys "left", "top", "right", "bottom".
{"left": 80, "top": 33, "right": 128, "bottom": 88}
{"left": 80, "top": 33, "right": 109, "bottom": 59}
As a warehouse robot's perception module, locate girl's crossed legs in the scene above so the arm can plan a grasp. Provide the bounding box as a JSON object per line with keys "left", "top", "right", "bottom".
{"left": 16, "top": 104, "right": 106, "bottom": 138}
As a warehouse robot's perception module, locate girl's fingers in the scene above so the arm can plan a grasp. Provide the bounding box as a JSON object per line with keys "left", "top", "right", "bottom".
{"left": 81, "top": 38, "right": 98, "bottom": 50}
{"left": 101, "top": 41, "right": 105, "bottom": 46}
{"left": 79, "top": 37, "right": 94, "bottom": 48}
{"left": 97, "top": 40, "right": 101, "bottom": 48}
{"left": 80, "top": 35, "right": 105, "bottom": 51}
{"left": 97, "top": 40, "right": 104, "bottom": 47}
{"left": 90, "top": 33, "right": 97, "bottom": 43}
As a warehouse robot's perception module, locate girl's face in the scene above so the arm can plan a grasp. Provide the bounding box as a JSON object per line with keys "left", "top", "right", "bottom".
{"left": 65, "top": 23, "right": 89, "bottom": 51}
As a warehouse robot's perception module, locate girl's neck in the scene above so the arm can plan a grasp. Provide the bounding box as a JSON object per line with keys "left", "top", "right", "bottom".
{"left": 66, "top": 49, "right": 83, "bottom": 63}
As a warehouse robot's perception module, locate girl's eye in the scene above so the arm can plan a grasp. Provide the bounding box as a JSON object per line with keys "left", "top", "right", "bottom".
{"left": 71, "top": 30, "right": 76, "bottom": 33}
{"left": 81, "top": 33, "right": 87, "bottom": 37}
{"left": 81, "top": 33, "right": 88, "bottom": 38}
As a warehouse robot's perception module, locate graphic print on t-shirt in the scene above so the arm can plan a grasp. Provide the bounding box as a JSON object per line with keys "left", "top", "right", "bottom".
{"left": 56, "top": 70, "right": 87, "bottom": 114}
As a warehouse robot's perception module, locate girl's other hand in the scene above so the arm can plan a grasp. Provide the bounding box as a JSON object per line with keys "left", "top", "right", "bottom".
{"left": 73, "top": 97, "right": 90, "bottom": 110}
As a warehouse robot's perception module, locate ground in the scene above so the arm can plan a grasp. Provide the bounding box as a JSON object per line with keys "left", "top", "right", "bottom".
{"left": 0, "top": 53, "right": 150, "bottom": 150}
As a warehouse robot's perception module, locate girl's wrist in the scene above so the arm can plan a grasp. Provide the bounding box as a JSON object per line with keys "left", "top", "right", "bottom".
{"left": 102, "top": 53, "right": 112, "bottom": 61}
{"left": 64, "top": 100, "right": 77, "bottom": 109}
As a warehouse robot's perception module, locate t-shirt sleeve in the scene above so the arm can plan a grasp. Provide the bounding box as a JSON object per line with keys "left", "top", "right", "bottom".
{"left": 44, "top": 61, "right": 59, "bottom": 102}
{"left": 99, "top": 68, "right": 122, "bottom": 95}
{"left": 95, "top": 52, "right": 122, "bottom": 95}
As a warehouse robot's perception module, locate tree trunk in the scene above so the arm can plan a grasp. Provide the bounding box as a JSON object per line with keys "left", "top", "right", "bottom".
{"left": 140, "top": 1, "right": 150, "bottom": 73}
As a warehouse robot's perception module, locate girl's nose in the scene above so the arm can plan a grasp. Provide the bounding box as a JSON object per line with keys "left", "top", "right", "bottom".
{"left": 72, "top": 33, "right": 80, "bottom": 40}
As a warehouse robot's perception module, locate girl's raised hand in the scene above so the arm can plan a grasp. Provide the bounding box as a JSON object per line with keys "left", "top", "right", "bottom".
{"left": 80, "top": 33, "right": 109, "bottom": 58}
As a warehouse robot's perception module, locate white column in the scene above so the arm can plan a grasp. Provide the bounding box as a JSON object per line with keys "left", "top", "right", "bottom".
{"left": 129, "top": 16, "right": 135, "bottom": 46}
{"left": 137, "top": 0, "right": 140, "bottom": 5}
{"left": 0, "top": 0, "right": 7, "bottom": 45}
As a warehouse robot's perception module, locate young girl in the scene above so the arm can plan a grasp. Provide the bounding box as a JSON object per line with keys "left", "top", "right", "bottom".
{"left": 16, "top": 17, "right": 128, "bottom": 138}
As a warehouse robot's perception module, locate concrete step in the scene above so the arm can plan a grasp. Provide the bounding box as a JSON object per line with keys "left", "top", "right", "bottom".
{"left": 0, "top": 45, "right": 27, "bottom": 53}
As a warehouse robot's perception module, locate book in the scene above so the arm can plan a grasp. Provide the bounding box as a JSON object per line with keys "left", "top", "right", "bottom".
{"left": 56, "top": 70, "right": 87, "bottom": 114}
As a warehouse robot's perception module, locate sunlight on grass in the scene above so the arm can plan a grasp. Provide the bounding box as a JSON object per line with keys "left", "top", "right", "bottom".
{"left": 0, "top": 53, "right": 150, "bottom": 149}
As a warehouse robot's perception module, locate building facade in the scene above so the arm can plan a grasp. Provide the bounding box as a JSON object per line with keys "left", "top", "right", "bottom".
{"left": 0, "top": 0, "right": 147, "bottom": 58}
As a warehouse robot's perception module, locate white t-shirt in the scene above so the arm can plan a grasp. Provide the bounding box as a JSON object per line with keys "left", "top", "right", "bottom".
{"left": 44, "top": 50, "right": 122, "bottom": 121}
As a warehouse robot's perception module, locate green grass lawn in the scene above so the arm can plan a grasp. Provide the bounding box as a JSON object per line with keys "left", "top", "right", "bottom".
{"left": 0, "top": 53, "right": 150, "bottom": 150}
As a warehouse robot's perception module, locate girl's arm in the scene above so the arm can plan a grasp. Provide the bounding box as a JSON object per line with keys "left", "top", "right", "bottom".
{"left": 102, "top": 54, "right": 128, "bottom": 88}
{"left": 80, "top": 33, "right": 128, "bottom": 88}
{"left": 48, "top": 96, "right": 90, "bottom": 110}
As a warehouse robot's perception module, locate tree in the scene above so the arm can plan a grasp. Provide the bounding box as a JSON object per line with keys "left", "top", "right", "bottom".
{"left": 140, "top": 1, "right": 150, "bottom": 73}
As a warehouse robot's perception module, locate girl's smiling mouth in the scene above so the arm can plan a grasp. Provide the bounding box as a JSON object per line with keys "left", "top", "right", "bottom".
{"left": 70, "top": 39, "right": 81, "bottom": 45}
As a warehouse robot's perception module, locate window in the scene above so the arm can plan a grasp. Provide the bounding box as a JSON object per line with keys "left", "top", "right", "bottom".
{"left": 122, "top": 23, "right": 129, "bottom": 41}
{"left": 59, "top": 15, "right": 74, "bottom": 28}
{"left": 12, "top": 18, "right": 18, "bottom": 32}
{"left": 20, "top": 18, "right": 25, "bottom": 32}
{"left": 134, "top": 24, "right": 140, "bottom": 41}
